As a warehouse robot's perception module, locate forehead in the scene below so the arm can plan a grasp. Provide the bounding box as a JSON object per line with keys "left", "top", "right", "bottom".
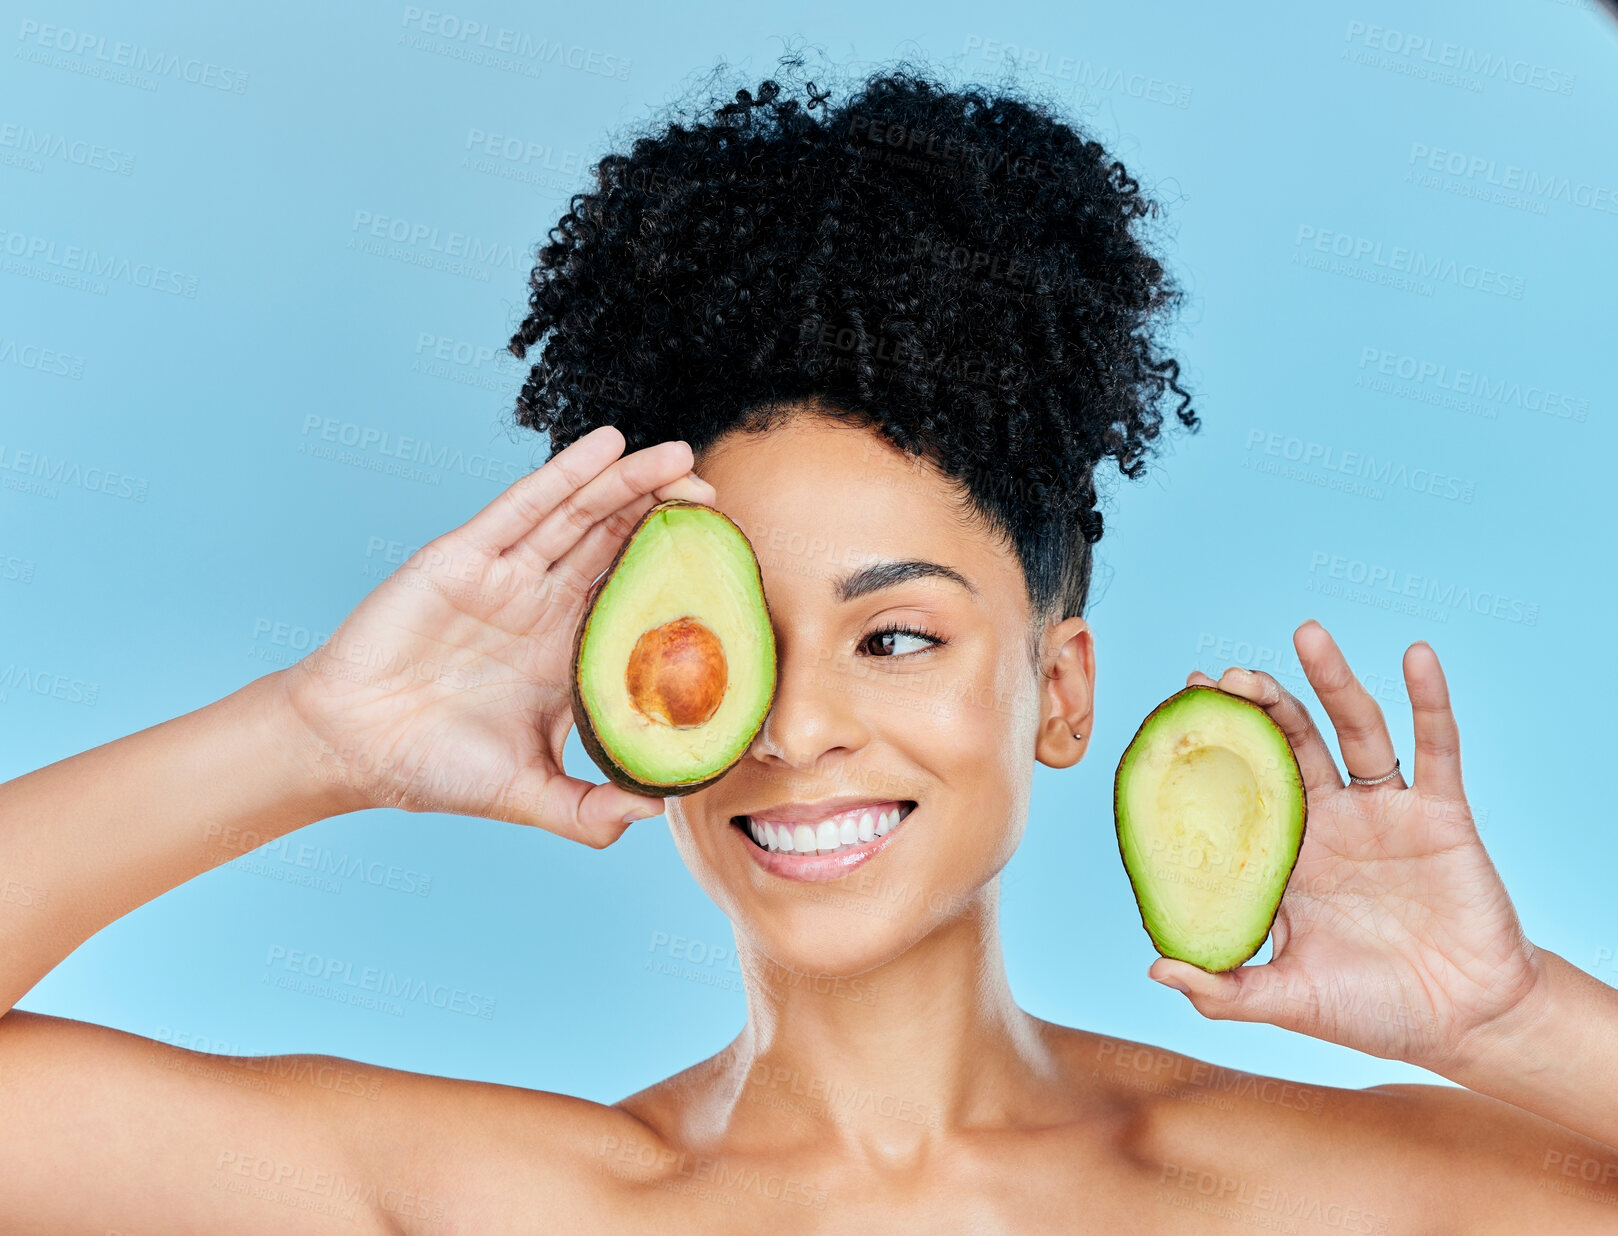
{"left": 697, "top": 412, "right": 1021, "bottom": 598}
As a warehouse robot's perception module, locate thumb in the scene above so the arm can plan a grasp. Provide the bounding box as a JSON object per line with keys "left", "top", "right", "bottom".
{"left": 1149, "top": 958, "right": 1303, "bottom": 1026}
{"left": 498, "top": 766, "right": 665, "bottom": 848}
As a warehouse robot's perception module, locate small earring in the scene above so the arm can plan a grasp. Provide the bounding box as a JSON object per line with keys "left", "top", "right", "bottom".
{"left": 1072, "top": 730, "right": 1083, "bottom": 741}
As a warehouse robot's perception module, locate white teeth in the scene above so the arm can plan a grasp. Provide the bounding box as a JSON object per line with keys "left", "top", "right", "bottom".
{"left": 748, "top": 804, "right": 910, "bottom": 857}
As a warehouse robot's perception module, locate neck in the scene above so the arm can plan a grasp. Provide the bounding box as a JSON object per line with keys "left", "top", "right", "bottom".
{"left": 715, "top": 876, "right": 1061, "bottom": 1160}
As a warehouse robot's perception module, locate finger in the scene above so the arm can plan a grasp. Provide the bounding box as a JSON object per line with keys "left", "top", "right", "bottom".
{"left": 1200, "top": 664, "right": 1343, "bottom": 796}
{"left": 1405, "top": 640, "right": 1465, "bottom": 800}
{"left": 1148, "top": 958, "right": 1308, "bottom": 1028}
{"left": 547, "top": 468, "right": 722, "bottom": 592}
{"left": 458, "top": 425, "right": 629, "bottom": 554}
{"left": 546, "top": 491, "right": 659, "bottom": 598}
{"left": 1294, "top": 620, "right": 1404, "bottom": 789}
{"left": 653, "top": 471, "right": 717, "bottom": 506}
{"left": 496, "top": 767, "right": 665, "bottom": 848}
{"left": 506, "top": 440, "right": 698, "bottom": 573}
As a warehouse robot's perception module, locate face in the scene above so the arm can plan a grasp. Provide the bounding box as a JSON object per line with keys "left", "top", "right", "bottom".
{"left": 663, "top": 410, "right": 1094, "bottom": 979}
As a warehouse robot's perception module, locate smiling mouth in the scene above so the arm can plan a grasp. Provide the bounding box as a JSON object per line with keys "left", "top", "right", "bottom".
{"left": 730, "top": 801, "right": 917, "bottom": 858}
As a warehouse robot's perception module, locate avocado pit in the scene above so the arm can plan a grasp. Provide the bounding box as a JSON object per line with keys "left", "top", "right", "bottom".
{"left": 626, "top": 616, "right": 728, "bottom": 728}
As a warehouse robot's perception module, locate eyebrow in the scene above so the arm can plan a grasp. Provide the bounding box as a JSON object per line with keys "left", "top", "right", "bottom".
{"left": 833, "top": 558, "right": 979, "bottom": 603}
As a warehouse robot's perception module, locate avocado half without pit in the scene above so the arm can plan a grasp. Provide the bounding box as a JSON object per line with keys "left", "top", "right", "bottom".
{"left": 570, "top": 500, "right": 777, "bottom": 797}
{"left": 1113, "top": 685, "right": 1308, "bottom": 973}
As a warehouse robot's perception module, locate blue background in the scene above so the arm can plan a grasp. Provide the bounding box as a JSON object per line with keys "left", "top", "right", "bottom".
{"left": 4, "top": 0, "right": 1615, "bottom": 1103}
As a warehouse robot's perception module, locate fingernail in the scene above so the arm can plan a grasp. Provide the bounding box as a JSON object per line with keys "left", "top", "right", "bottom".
{"left": 1152, "top": 975, "right": 1190, "bottom": 995}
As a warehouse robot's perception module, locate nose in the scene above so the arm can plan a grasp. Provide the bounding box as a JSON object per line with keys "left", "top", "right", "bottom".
{"left": 747, "top": 639, "right": 870, "bottom": 771}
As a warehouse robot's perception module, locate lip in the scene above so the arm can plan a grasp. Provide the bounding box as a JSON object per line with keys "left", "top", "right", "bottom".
{"left": 731, "top": 800, "right": 916, "bottom": 883}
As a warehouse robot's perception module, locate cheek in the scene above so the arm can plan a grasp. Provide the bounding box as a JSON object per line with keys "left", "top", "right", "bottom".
{"left": 896, "top": 650, "right": 1037, "bottom": 779}
{"left": 663, "top": 794, "right": 744, "bottom": 902}
{"left": 661, "top": 800, "right": 707, "bottom": 873}
{"left": 899, "top": 661, "right": 1039, "bottom": 856}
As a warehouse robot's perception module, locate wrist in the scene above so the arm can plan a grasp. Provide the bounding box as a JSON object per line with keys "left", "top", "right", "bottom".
{"left": 252, "top": 669, "right": 374, "bottom": 820}
{"left": 1439, "top": 945, "right": 1559, "bottom": 1086}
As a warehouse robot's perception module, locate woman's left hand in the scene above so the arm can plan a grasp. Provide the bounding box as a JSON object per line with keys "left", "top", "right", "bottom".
{"left": 1147, "top": 618, "right": 1542, "bottom": 1074}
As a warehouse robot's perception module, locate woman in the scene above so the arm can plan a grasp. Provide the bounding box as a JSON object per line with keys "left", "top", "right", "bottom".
{"left": 3, "top": 65, "right": 1614, "bottom": 1233}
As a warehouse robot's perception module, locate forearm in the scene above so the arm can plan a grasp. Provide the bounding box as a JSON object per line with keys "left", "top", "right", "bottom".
{"left": 1442, "top": 948, "right": 1618, "bottom": 1151}
{"left": 0, "top": 669, "right": 364, "bottom": 1014}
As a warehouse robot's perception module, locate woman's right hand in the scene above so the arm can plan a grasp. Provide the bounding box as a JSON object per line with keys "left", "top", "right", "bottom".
{"left": 276, "top": 425, "right": 713, "bottom": 847}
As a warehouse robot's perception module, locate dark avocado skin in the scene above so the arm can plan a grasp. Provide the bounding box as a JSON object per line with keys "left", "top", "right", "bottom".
{"left": 1112, "top": 684, "right": 1309, "bottom": 973}
{"left": 568, "top": 499, "right": 778, "bottom": 798}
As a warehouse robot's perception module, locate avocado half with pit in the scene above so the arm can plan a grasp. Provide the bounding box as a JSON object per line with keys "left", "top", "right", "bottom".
{"left": 1114, "top": 685, "right": 1307, "bottom": 973}
{"left": 570, "top": 500, "right": 776, "bottom": 797}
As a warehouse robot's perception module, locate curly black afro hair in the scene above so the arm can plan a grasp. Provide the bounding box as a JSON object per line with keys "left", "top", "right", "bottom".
{"left": 507, "top": 57, "right": 1197, "bottom": 628}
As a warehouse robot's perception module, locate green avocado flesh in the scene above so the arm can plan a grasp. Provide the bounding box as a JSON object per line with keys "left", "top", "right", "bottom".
{"left": 1114, "top": 685, "right": 1307, "bottom": 973}
{"left": 571, "top": 500, "right": 776, "bottom": 796}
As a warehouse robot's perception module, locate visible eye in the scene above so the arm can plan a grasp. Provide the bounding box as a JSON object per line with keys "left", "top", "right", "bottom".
{"left": 860, "top": 624, "right": 945, "bottom": 658}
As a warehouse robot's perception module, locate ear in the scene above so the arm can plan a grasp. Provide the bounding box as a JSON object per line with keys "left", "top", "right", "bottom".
{"left": 1035, "top": 616, "right": 1095, "bottom": 769}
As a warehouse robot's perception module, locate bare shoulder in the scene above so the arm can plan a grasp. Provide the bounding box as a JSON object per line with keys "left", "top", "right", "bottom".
{"left": 1036, "top": 1019, "right": 1618, "bottom": 1235}
{"left": 0, "top": 1009, "right": 675, "bottom": 1235}
{"left": 325, "top": 1042, "right": 686, "bottom": 1231}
